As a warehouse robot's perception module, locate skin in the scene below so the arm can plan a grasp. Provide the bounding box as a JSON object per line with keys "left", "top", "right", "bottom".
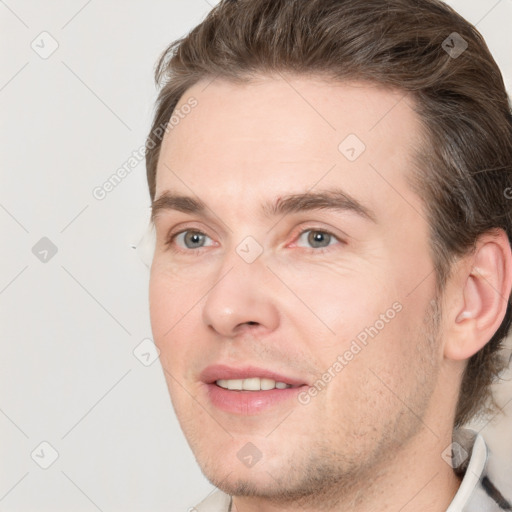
{"left": 148, "top": 76, "right": 512, "bottom": 511}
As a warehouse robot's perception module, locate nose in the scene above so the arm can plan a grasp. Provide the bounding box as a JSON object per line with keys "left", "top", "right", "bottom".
{"left": 201, "top": 257, "right": 280, "bottom": 338}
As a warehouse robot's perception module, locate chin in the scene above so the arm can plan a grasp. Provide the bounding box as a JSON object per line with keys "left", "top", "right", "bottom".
{"left": 205, "top": 470, "right": 276, "bottom": 498}
{"left": 201, "top": 459, "right": 352, "bottom": 507}
{"left": 193, "top": 441, "right": 288, "bottom": 495}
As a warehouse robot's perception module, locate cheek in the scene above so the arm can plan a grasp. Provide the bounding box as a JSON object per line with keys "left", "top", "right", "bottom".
{"left": 317, "top": 309, "right": 434, "bottom": 445}
{"left": 149, "top": 264, "right": 198, "bottom": 337}
{"left": 277, "top": 263, "right": 395, "bottom": 343}
{"left": 148, "top": 268, "right": 192, "bottom": 372}
{"left": 148, "top": 274, "right": 172, "bottom": 340}
{"left": 149, "top": 266, "right": 212, "bottom": 382}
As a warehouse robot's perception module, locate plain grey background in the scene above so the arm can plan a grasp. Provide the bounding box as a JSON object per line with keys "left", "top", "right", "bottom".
{"left": 1, "top": 1, "right": 511, "bottom": 510}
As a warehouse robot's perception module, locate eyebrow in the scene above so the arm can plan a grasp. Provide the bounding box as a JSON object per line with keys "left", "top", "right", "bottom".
{"left": 151, "top": 189, "right": 376, "bottom": 224}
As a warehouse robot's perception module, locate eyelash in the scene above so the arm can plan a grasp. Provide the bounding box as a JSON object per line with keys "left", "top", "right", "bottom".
{"left": 164, "top": 225, "right": 345, "bottom": 255}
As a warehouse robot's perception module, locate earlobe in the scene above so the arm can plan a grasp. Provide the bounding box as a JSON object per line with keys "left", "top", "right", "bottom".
{"left": 445, "top": 230, "right": 512, "bottom": 361}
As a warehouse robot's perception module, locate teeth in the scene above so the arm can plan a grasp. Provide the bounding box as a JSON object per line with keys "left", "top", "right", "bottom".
{"left": 228, "top": 379, "right": 243, "bottom": 390}
{"left": 216, "top": 378, "right": 292, "bottom": 391}
{"left": 260, "top": 378, "right": 275, "bottom": 390}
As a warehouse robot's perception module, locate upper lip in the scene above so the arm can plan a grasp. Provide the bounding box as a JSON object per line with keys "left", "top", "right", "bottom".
{"left": 200, "top": 364, "right": 307, "bottom": 387}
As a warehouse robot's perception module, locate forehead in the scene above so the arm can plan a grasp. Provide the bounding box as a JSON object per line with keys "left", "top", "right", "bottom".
{"left": 155, "top": 76, "right": 424, "bottom": 219}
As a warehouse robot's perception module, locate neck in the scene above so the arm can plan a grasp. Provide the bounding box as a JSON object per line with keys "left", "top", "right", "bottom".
{"left": 231, "top": 426, "right": 462, "bottom": 512}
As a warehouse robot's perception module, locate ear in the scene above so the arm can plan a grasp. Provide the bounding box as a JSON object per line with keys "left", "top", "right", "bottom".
{"left": 444, "top": 229, "right": 512, "bottom": 361}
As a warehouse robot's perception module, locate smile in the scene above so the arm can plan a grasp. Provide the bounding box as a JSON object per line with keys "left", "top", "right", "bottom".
{"left": 201, "top": 365, "right": 308, "bottom": 415}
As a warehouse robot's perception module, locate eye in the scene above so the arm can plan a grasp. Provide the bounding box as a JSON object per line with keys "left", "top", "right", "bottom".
{"left": 165, "top": 227, "right": 343, "bottom": 254}
{"left": 168, "top": 230, "right": 215, "bottom": 251}
{"left": 295, "top": 229, "right": 341, "bottom": 249}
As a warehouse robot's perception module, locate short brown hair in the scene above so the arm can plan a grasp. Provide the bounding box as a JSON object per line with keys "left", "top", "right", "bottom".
{"left": 145, "top": 0, "right": 512, "bottom": 427}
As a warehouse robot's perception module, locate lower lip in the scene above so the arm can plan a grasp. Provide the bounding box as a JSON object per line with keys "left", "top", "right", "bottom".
{"left": 205, "top": 383, "right": 305, "bottom": 415}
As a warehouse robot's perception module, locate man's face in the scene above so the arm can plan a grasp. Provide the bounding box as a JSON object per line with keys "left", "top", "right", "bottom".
{"left": 149, "top": 77, "right": 443, "bottom": 499}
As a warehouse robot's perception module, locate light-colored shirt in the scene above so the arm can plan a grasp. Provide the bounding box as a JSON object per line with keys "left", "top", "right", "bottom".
{"left": 191, "top": 428, "right": 512, "bottom": 511}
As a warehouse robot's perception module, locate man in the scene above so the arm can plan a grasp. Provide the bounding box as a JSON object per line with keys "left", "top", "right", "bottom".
{"left": 144, "top": 0, "right": 512, "bottom": 510}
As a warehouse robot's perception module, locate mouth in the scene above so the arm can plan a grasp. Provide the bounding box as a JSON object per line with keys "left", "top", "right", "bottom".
{"left": 200, "top": 365, "right": 308, "bottom": 415}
